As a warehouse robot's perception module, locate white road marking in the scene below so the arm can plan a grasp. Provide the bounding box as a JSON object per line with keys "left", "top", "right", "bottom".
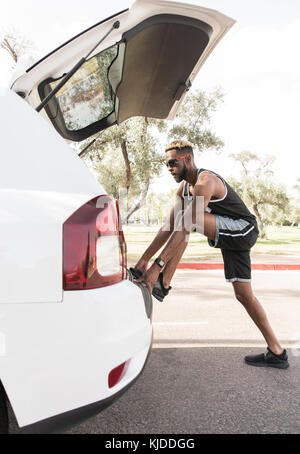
{"left": 152, "top": 339, "right": 298, "bottom": 349}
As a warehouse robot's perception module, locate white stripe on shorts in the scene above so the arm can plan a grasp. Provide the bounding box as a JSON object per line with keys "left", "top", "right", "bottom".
{"left": 226, "top": 277, "right": 251, "bottom": 283}
{"left": 219, "top": 225, "right": 255, "bottom": 238}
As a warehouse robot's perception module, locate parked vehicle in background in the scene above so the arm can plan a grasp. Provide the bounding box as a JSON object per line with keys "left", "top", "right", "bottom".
{"left": 0, "top": 0, "right": 234, "bottom": 433}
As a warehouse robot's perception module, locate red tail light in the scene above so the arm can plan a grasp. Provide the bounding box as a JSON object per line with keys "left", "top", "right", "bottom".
{"left": 63, "top": 195, "right": 126, "bottom": 290}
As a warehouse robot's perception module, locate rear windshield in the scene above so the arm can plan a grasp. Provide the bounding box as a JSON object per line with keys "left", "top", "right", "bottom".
{"left": 47, "top": 45, "right": 118, "bottom": 131}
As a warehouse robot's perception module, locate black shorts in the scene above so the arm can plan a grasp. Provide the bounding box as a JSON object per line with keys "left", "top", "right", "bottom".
{"left": 208, "top": 215, "right": 259, "bottom": 282}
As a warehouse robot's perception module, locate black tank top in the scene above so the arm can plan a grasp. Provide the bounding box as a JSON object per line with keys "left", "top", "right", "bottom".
{"left": 182, "top": 168, "right": 257, "bottom": 225}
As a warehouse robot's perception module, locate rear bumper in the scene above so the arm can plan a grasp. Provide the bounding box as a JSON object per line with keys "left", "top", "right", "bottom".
{"left": 1, "top": 279, "right": 153, "bottom": 429}
{"left": 20, "top": 339, "right": 152, "bottom": 434}
{"left": 127, "top": 268, "right": 153, "bottom": 319}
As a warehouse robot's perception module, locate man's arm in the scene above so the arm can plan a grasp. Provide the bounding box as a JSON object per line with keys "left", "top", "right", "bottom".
{"left": 139, "top": 173, "right": 217, "bottom": 291}
{"left": 159, "top": 172, "right": 217, "bottom": 263}
{"left": 135, "top": 184, "right": 184, "bottom": 273}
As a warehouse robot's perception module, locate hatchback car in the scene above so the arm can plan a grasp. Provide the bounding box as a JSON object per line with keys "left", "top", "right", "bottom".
{"left": 0, "top": 0, "right": 234, "bottom": 433}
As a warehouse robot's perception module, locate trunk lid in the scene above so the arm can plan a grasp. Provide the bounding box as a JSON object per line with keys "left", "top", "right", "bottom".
{"left": 11, "top": 0, "right": 235, "bottom": 142}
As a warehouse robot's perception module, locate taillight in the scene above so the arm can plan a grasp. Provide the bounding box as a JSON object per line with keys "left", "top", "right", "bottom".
{"left": 63, "top": 195, "right": 126, "bottom": 290}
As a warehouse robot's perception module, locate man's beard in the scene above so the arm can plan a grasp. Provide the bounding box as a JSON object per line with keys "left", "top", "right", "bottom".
{"left": 175, "top": 165, "right": 188, "bottom": 183}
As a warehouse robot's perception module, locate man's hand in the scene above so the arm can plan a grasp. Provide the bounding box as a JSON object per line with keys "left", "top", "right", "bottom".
{"left": 134, "top": 257, "right": 149, "bottom": 274}
{"left": 135, "top": 263, "right": 160, "bottom": 293}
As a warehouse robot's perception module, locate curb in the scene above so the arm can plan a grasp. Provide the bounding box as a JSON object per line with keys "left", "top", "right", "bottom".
{"left": 177, "top": 263, "right": 300, "bottom": 270}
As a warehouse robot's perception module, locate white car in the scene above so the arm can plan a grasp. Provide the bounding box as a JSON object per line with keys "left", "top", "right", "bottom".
{"left": 0, "top": 0, "right": 234, "bottom": 433}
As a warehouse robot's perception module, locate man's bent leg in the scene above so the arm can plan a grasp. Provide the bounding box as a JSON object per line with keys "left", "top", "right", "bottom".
{"left": 232, "top": 281, "right": 284, "bottom": 354}
{"left": 203, "top": 213, "right": 217, "bottom": 242}
{"left": 162, "top": 213, "right": 217, "bottom": 288}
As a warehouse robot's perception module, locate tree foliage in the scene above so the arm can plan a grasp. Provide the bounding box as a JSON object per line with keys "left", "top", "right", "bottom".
{"left": 82, "top": 117, "right": 165, "bottom": 222}
{"left": 288, "top": 178, "right": 300, "bottom": 227}
{"left": 228, "top": 151, "right": 289, "bottom": 238}
{"left": 146, "top": 189, "right": 177, "bottom": 225}
{"left": 168, "top": 88, "right": 224, "bottom": 152}
{"left": 0, "top": 28, "right": 34, "bottom": 64}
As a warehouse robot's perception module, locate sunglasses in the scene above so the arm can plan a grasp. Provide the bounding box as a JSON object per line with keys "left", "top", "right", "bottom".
{"left": 165, "top": 154, "right": 190, "bottom": 168}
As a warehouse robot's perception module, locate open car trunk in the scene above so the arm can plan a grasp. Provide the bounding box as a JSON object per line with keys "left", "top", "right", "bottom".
{"left": 11, "top": 0, "right": 235, "bottom": 142}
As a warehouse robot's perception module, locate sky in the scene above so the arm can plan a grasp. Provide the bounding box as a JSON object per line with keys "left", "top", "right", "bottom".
{"left": 1, "top": 0, "right": 300, "bottom": 196}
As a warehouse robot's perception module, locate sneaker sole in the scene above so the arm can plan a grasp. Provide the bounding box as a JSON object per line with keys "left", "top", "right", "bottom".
{"left": 244, "top": 358, "right": 290, "bottom": 369}
{"left": 152, "top": 273, "right": 171, "bottom": 302}
{"left": 152, "top": 290, "right": 164, "bottom": 302}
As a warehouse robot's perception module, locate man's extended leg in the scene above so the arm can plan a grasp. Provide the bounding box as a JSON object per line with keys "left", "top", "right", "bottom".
{"left": 232, "top": 281, "right": 283, "bottom": 354}
{"left": 162, "top": 235, "right": 189, "bottom": 288}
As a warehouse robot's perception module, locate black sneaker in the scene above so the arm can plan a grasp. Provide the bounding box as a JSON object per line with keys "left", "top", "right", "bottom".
{"left": 152, "top": 273, "right": 172, "bottom": 302}
{"left": 129, "top": 267, "right": 143, "bottom": 280}
{"left": 244, "top": 348, "right": 289, "bottom": 369}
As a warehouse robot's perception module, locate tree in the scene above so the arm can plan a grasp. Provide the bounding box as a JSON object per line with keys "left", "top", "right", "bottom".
{"left": 288, "top": 201, "right": 300, "bottom": 227}
{"left": 288, "top": 178, "right": 300, "bottom": 227}
{"left": 293, "top": 177, "right": 300, "bottom": 196}
{"left": 0, "top": 28, "right": 34, "bottom": 65}
{"left": 146, "top": 189, "right": 177, "bottom": 225}
{"left": 168, "top": 88, "right": 224, "bottom": 152}
{"left": 82, "top": 116, "right": 166, "bottom": 223}
{"left": 228, "top": 151, "right": 289, "bottom": 239}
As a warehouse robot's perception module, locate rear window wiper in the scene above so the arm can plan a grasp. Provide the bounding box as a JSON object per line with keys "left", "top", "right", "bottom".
{"left": 36, "top": 21, "right": 120, "bottom": 113}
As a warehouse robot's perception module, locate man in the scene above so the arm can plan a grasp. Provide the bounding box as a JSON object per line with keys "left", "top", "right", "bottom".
{"left": 133, "top": 140, "right": 289, "bottom": 369}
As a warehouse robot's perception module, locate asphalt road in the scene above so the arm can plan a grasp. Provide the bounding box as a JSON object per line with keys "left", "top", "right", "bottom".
{"left": 62, "top": 347, "right": 300, "bottom": 434}
{"left": 8, "top": 270, "right": 300, "bottom": 434}
{"left": 152, "top": 269, "right": 300, "bottom": 348}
